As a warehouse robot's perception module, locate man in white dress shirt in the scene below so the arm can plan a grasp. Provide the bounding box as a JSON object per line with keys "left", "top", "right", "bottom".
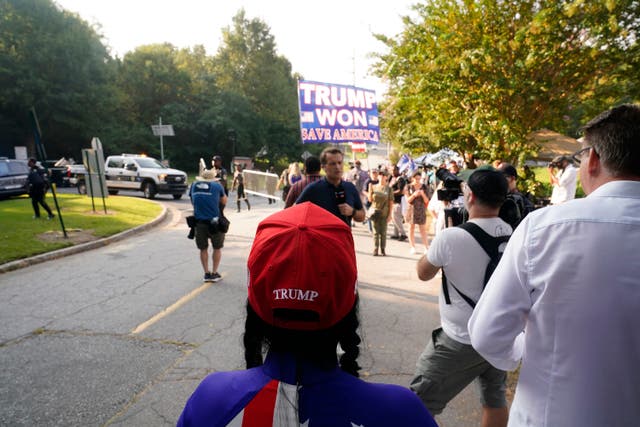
{"left": 469, "top": 104, "right": 640, "bottom": 427}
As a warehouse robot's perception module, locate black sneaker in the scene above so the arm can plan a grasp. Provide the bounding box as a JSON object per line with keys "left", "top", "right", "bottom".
{"left": 204, "top": 272, "right": 213, "bottom": 282}
{"left": 399, "top": 235, "right": 408, "bottom": 241}
{"left": 390, "top": 235, "right": 399, "bottom": 240}
{"left": 210, "top": 272, "right": 222, "bottom": 282}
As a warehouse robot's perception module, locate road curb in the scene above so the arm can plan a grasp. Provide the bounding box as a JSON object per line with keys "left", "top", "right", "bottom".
{"left": 0, "top": 204, "right": 168, "bottom": 275}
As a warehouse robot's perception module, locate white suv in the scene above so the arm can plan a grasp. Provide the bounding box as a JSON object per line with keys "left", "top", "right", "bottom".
{"left": 103, "top": 154, "right": 188, "bottom": 199}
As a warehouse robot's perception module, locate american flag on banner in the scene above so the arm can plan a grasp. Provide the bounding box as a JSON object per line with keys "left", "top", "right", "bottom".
{"left": 397, "top": 154, "right": 416, "bottom": 174}
{"left": 350, "top": 142, "right": 367, "bottom": 153}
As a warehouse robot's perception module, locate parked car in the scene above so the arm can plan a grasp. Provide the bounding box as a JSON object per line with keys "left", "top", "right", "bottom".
{"left": 0, "top": 158, "right": 30, "bottom": 199}
{"left": 44, "top": 159, "right": 69, "bottom": 187}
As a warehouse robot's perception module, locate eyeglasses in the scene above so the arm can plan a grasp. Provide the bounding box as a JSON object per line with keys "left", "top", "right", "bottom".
{"left": 571, "top": 146, "right": 592, "bottom": 165}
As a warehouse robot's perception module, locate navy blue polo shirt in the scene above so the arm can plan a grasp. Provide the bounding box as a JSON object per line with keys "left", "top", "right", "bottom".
{"left": 296, "top": 178, "right": 363, "bottom": 225}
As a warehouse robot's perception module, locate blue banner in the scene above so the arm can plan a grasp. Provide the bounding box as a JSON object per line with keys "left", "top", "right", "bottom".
{"left": 298, "top": 80, "right": 379, "bottom": 144}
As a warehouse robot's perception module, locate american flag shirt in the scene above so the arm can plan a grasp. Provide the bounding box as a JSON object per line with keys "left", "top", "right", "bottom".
{"left": 177, "top": 351, "right": 437, "bottom": 427}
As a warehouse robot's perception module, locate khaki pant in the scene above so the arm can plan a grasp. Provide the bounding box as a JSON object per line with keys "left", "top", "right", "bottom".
{"left": 410, "top": 327, "right": 507, "bottom": 415}
{"left": 372, "top": 213, "right": 388, "bottom": 250}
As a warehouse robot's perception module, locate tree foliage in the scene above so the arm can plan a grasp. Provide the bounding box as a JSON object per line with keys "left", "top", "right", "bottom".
{"left": 0, "top": 0, "right": 117, "bottom": 158}
{"left": 374, "top": 0, "right": 640, "bottom": 163}
{"left": 213, "top": 10, "right": 302, "bottom": 161}
{"left": 0, "top": 4, "right": 304, "bottom": 171}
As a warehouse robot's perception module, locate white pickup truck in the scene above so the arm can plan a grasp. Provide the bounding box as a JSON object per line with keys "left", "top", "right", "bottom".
{"left": 74, "top": 154, "right": 188, "bottom": 199}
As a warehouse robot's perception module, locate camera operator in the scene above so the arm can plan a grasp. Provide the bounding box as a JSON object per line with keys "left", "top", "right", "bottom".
{"left": 548, "top": 155, "right": 577, "bottom": 204}
{"left": 435, "top": 167, "right": 466, "bottom": 227}
{"left": 410, "top": 169, "right": 511, "bottom": 426}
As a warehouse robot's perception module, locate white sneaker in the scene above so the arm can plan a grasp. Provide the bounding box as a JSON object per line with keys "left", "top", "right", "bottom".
{"left": 409, "top": 247, "right": 416, "bottom": 255}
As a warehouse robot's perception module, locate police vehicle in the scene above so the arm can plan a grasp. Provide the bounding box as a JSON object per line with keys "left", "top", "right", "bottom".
{"left": 76, "top": 154, "right": 188, "bottom": 199}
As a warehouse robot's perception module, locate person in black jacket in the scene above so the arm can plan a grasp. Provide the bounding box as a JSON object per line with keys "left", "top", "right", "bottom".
{"left": 27, "top": 158, "right": 54, "bottom": 219}
{"left": 497, "top": 163, "right": 534, "bottom": 229}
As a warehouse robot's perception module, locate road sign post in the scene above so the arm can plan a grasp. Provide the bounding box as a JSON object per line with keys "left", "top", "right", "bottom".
{"left": 151, "top": 117, "right": 174, "bottom": 161}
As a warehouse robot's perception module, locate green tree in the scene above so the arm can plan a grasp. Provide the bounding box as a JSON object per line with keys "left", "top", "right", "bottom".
{"left": 213, "top": 9, "right": 301, "bottom": 163}
{"left": 0, "top": 0, "right": 117, "bottom": 158}
{"left": 109, "top": 43, "right": 194, "bottom": 160}
{"left": 374, "top": 0, "right": 640, "bottom": 163}
{"left": 108, "top": 42, "right": 260, "bottom": 171}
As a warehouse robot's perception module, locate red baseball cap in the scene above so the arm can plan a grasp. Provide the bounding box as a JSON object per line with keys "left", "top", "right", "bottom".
{"left": 247, "top": 202, "right": 358, "bottom": 331}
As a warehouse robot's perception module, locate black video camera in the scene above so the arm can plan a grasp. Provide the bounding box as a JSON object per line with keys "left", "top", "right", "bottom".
{"left": 435, "top": 167, "right": 464, "bottom": 202}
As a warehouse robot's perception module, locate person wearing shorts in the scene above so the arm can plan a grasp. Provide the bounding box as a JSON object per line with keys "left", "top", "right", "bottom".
{"left": 232, "top": 163, "right": 250, "bottom": 212}
{"left": 411, "top": 169, "right": 512, "bottom": 427}
{"left": 412, "top": 327, "right": 506, "bottom": 415}
{"left": 190, "top": 169, "right": 227, "bottom": 282}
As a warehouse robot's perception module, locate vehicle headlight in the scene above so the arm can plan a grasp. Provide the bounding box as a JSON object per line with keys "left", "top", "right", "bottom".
{"left": 158, "top": 174, "right": 167, "bottom": 182}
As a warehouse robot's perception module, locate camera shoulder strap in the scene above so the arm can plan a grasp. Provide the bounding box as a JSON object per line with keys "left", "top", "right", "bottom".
{"left": 442, "top": 222, "right": 510, "bottom": 308}
{"left": 442, "top": 271, "right": 477, "bottom": 308}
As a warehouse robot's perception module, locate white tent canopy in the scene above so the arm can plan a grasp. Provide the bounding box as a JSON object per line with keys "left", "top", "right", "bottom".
{"left": 414, "top": 149, "right": 461, "bottom": 167}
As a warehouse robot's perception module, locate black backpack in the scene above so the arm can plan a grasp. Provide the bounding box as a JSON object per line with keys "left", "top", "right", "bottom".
{"left": 442, "top": 222, "right": 510, "bottom": 308}
{"left": 499, "top": 191, "right": 535, "bottom": 229}
{"left": 499, "top": 193, "right": 522, "bottom": 229}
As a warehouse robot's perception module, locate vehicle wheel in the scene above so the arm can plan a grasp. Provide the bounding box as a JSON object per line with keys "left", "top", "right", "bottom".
{"left": 77, "top": 181, "right": 87, "bottom": 195}
{"left": 142, "top": 182, "right": 157, "bottom": 199}
{"left": 172, "top": 194, "right": 182, "bottom": 200}
{"left": 108, "top": 190, "right": 119, "bottom": 195}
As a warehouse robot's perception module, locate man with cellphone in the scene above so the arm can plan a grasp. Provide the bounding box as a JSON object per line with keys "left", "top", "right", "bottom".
{"left": 296, "top": 147, "right": 365, "bottom": 226}
{"left": 548, "top": 155, "right": 577, "bottom": 204}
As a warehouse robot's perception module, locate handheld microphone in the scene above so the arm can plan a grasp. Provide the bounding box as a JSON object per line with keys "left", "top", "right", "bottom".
{"left": 334, "top": 185, "right": 346, "bottom": 204}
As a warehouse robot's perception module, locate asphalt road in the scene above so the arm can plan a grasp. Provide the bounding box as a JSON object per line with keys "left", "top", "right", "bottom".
{"left": 0, "top": 192, "right": 482, "bottom": 426}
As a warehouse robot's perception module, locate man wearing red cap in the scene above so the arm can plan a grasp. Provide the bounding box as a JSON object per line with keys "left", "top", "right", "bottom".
{"left": 296, "top": 147, "right": 365, "bottom": 225}
{"left": 178, "top": 202, "right": 437, "bottom": 426}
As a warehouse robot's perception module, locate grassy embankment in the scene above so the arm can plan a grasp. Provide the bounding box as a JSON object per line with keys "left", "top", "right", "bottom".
{"left": 0, "top": 192, "right": 162, "bottom": 264}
